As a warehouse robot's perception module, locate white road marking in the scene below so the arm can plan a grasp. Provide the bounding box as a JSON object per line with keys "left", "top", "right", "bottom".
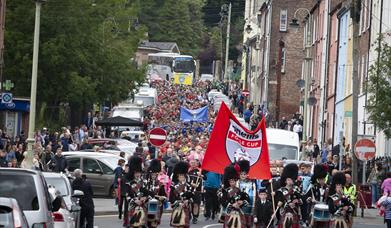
{"left": 94, "top": 214, "right": 117, "bottom": 218}
{"left": 149, "top": 134, "right": 166, "bottom": 140}
{"left": 203, "top": 224, "right": 223, "bottom": 228}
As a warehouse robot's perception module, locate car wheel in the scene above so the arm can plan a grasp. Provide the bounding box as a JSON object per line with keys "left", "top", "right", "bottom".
{"left": 109, "top": 186, "right": 116, "bottom": 198}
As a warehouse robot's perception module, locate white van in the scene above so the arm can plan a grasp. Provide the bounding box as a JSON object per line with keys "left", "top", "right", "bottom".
{"left": 112, "top": 105, "right": 144, "bottom": 122}
{"left": 134, "top": 87, "right": 158, "bottom": 107}
{"left": 266, "top": 128, "right": 300, "bottom": 161}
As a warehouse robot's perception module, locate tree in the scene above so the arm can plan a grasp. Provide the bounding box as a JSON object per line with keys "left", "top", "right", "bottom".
{"left": 137, "top": 0, "right": 205, "bottom": 56}
{"left": 367, "top": 36, "right": 391, "bottom": 138}
{"left": 5, "top": 0, "right": 145, "bottom": 127}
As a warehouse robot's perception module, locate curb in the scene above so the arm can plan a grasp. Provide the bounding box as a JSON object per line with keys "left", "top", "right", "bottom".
{"left": 95, "top": 209, "right": 173, "bottom": 216}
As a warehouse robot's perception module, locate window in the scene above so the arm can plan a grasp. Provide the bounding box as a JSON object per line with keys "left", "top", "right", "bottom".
{"left": 66, "top": 157, "right": 80, "bottom": 172}
{"left": 281, "top": 48, "right": 286, "bottom": 73}
{"left": 83, "top": 158, "right": 102, "bottom": 174}
{"left": 360, "top": 0, "right": 365, "bottom": 34}
{"left": 98, "top": 161, "right": 114, "bottom": 175}
{"left": 0, "top": 174, "right": 39, "bottom": 210}
{"left": 280, "top": 9, "right": 288, "bottom": 32}
{"left": 366, "top": 0, "right": 371, "bottom": 29}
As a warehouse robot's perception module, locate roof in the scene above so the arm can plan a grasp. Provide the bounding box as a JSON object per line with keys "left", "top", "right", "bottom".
{"left": 95, "top": 116, "right": 143, "bottom": 127}
{"left": 138, "top": 41, "right": 180, "bottom": 53}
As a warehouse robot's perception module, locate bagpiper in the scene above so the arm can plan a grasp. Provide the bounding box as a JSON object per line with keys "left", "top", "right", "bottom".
{"left": 187, "top": 159, "right": 203, "bottom": 224}
{"left": 169, "top": 161, "right": 193, "bottom": 228}
{"left": 219, "top": 164, "right": 249, "bottom": 228}
{"left": 237, "top": 159, "right": 256, "bottom": 228}
{"left": 145, "top": 159, "right": 166, "bottom": 227}
{"left": 306, "top": 164, "right": 330, "bottom": 227}
{"left": 275, "top": 163, "right": 303, "bottom": 228}
{"left": 327, "top": 172, "right": 355, "bottom": 228}
{"left": 126, "top": 156, "right": 148, "bottom": 228}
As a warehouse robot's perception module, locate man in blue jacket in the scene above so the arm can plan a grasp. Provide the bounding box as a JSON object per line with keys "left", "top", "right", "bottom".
{"left": 202, "top": 170, "right": 222, "bottom": 221}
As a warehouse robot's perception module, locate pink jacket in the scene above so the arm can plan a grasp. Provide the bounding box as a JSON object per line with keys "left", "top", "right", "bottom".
{"left": 382, "top": 178, "right": 391, "bottom": 195}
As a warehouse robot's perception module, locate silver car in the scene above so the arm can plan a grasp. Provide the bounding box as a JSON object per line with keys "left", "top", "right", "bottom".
{"left": 43, "top": 172, "right": 83, "bottom": 228}
{"left": 0, "top": 197, "right": 29, "bottom": 228}
{"left": 0, "top": 168, "right": 62, "bottom": 228}
{"left": 63, "top": 153, "right": 122, "bottom": 197}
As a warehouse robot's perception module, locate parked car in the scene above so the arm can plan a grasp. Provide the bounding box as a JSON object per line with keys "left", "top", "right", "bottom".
{"left": 43, "top": 172, "right": 83, "bottom": 228}
{"left": 0, "top": 197, "right": 29, "bottom": 228}
{"left": 63, "top": 153, "right": 121, "bottom": 197}
{"left": 0, "top": 168, "right": 62, "bottom": 228}
{"left": 120, "top": 130, "right": 146, "bottom": 142}
{"left": 88, "top": 138, "right": 137, "bottom": 155}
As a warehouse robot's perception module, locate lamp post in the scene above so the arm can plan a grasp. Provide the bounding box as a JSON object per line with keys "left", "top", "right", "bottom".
{"left": 26, "top": 0, "right": 45, "bottom": 168}
{"left": 289, "top": 8, "right": 312, "bottom": 144}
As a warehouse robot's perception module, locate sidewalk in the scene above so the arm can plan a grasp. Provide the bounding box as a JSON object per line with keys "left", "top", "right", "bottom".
{"left": 354, "top": 208, "right": 383, "bottom": 225}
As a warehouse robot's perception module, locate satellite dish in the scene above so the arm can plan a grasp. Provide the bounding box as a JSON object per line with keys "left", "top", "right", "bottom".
{"left": 308, "top": 96, "right": 317, "bottom": 106}
{"left": 296, "top": 79, "right": 305, "bottom": 88}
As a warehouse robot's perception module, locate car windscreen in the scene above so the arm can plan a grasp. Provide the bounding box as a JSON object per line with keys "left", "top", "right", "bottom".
{"left": 45, "top": 177, "right": 69, "bottom": 196}
{"left": 0, "top": 174, "right": 39, "bottom": 210}
{"left": 268, "top": 144, "right": 298, "bottom": 160}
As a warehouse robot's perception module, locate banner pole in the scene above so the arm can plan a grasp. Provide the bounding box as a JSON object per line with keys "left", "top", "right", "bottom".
{"left": 270, "top": 179, "right": 276, "bottom": 214}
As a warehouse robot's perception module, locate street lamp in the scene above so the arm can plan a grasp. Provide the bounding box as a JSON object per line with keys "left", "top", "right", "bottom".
{"left": 26, "top": 0, "right": 46, "bottom": 168}
{"left": 289, "top": 8, "right": 311, "bottom": 145}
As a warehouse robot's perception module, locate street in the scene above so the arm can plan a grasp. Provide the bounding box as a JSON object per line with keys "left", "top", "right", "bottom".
{"left": 94, "top": 213, "right": 385, "bottom": 228}
{"left": 93, "top": 198, "right": 385, "bottom": 228}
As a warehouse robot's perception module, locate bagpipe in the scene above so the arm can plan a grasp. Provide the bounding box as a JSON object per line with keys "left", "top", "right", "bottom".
{"left": 224, "top": 188, "right": 250, "bottom": 228}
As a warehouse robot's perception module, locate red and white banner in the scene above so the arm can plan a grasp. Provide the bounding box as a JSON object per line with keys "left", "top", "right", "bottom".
{"left": 201, "top": 102, "right": 271, "bottom": 180}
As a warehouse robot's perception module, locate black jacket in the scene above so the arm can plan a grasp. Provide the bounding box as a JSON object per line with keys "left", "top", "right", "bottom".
{"left": 51, "top": 155, "right": 68, "bottom": 172}
{"left": 254, "top": 199, "right": 273, "bottom": 226}
{"left": 72, "top": 177, "right": 94, "bottom": 209}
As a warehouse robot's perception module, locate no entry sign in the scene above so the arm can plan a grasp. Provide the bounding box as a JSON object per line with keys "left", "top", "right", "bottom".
{"left": 355, "top": 139, "right": 376, "bottom": 161}
{"left": 148, "top": 127, "right": 167, "bottom": 147}
{"left": 242, "top": 89, "right": 250, "bottom": 97}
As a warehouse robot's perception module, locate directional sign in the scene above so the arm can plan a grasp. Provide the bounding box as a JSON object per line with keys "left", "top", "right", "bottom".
{"left": 149, "top": 127, "right": 167, "bottom": 147}
{"left": 355, "top": 139, "right": 376, "bottom": 161}
{"left": 1, "top": 92, "right": 13, "bottom": 104}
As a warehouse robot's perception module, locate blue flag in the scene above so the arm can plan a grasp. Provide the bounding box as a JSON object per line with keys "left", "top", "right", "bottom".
{"left": 180, "top": 106, "right": 208, "bottom": 122}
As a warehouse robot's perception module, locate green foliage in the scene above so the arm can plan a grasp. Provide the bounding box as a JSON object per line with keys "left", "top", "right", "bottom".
{"left": 5, "top": 0, "right": 145, "bottom": 126}
{"left": 138, "top": 0, "right": 205, "bottom": 56}
{"left": 367, "top": 36, "right": 391, "bottom": 138}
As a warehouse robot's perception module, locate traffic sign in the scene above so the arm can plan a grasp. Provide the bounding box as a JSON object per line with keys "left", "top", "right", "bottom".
{"left": 149, "top": 127, "right": 167, "bottom": 147}
{"left": 1, "top": 92, "right": 13, "bottom": 104}
{"left": 355, "top": 139, "right": 376, "bottom": 161}
{"left": 242, "top": 89, "right": 250, "bottom": 96}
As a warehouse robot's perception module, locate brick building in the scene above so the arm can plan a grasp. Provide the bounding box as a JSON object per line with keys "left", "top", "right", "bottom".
{"left": 243, "top": 0, "right": 313, "bottom": 125}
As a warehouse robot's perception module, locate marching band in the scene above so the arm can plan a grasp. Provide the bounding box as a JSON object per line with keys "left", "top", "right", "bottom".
{"left": 118, "top": 156, "right": 356, "bottom": 228}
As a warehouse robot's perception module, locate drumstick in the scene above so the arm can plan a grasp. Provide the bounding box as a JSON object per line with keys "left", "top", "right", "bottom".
{"left": 266, "top": 205, "right": 280, "bottom": 228}
{"left": 270, "top": 179, "right": 276, "bottom": 213}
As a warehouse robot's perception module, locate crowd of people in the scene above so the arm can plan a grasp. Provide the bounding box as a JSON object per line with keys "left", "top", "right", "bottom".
{"left": 2, "top": 77, "right": 391, "bottom": 228}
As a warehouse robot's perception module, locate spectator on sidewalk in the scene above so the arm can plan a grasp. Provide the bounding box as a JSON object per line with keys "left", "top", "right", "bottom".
{"left": 72, "top": 169, "right": 95, "bottom": 228}
{"left": 0, "top": 150, "right": 7, "bottom": 167}
{"left": 279, "top": 117, "right": 288, "bottom": 129}
{"left": 51, "top": 147, "right": 68, "bottom": 173}
{"left": 368, "top": 163, "right": 385, "bottom": 207}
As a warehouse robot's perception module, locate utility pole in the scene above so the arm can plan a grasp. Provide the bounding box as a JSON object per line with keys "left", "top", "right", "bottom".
{"left": 224, "top": 2, "right": 232, "bottom": 86}
{"left": 351, "top": 0, "right": 360, "bottom": 185}
{"left": 26, "top": 0, "right": 44, "bottom": 168}
{"left": 0, "top": 0, "right": 6, "bottom": 91}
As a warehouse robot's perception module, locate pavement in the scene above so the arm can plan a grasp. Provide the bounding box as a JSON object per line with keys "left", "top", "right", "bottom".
{"left": 94, "top": 198, "right": 385, "bottom": 226}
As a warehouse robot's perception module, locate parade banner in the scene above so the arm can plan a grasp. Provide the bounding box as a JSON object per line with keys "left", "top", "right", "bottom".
{"left": 201, "top": 102, "right": 271, "bottom": 179}
{"left": 180, "top": 106, "right": 208, "bottom": 122}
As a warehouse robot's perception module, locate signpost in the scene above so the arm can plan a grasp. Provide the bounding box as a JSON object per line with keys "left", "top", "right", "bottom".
{"left": 355, "top": 138, "right": 376, "bottom": 184}
{"left": 149, "top": 127, "right": 167, "bottom": 159}
{"left": 1, "top": 92, "right": 13, "bottom": 104}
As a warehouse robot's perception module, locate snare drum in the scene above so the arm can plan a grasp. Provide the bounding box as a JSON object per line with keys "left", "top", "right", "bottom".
{"left": 147, "top": 198, "right": 159, "bottom": 216}
{"left": 313, "top": 203, "right": 330, "bottom": 222}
